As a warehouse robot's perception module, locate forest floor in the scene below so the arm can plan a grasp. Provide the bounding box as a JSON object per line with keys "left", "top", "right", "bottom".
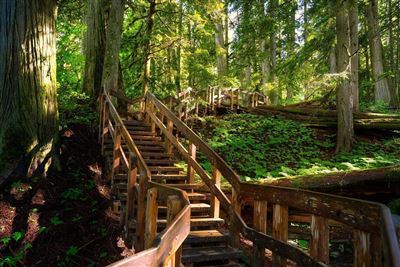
{"left": 0, "top": 124, "right": 124, "bottom": 267}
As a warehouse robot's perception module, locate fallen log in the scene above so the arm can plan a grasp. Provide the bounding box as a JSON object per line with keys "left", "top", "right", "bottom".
{"left": 258, "top": 165, "right": 400, "bottom": 193}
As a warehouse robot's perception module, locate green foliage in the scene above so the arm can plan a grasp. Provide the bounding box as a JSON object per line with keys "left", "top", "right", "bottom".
{"left": 197, "top": 114, "right": 400, "bottom": 179}
{"left": 50, "top": 216, "right": 64, "bottom": 226}
{"left": 61, "top": 188, "right": 84, "bottom": 201}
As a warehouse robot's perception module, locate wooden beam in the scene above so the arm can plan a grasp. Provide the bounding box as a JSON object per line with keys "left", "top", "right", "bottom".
{"left": 145, "top": 188, "right": 158, "bottom": 249}
{"left": 253, "top": 200, "right": 268, "bottom": 266}
{"left": 210, "top": 166, "right": 221, "bottom": 218}
{"left": 272, "top": 204, "right": 288, "bottom": 267}
{"left": 126, "top": 153, "right": 138, "bottom": 234}
{"left": 310, "top": 216, "right": 329, "bottom": 264}
{"left": 187, "top": 142, "right": 196, "bottom": 184}
{"left": 354, "top": 230, "right": 371, "bottom": 267}
{"left": 111, "top": 124, "right": 122, "bottom": 184}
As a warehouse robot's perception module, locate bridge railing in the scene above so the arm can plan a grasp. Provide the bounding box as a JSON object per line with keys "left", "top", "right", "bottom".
{"left": 143, "top": 91, "right": 400, "bottom": 267}
{"left": 99, "top": 91, "right": 191, "bottom": 264}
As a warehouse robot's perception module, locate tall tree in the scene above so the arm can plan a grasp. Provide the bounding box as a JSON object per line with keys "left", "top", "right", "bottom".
{"left": 142, "top": 0, "right": 156, "bottom": 96}
{"left": 0, "top": 0, "right": 59, "bottom": 174}
{"left": 102, "top": 0, "right": 125, "bottom": 93}
{"left": 366, "top": 0, "right": 391, "bottom": 104}
{"left": 349, "top": 0, "right": 359, "bottom": 111}
{"left": 215, "top": 1, "right": 227, "bottom": 87}
{"left": 336, "top": 0, "right": 354, "bottom": 153}
{"left": 82, "top": 0, "right": 106, "bottom": 97}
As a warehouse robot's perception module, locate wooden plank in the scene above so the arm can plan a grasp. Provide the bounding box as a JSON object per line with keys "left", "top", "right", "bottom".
{"left": 111, "top": 124, "right": 122, "bottom": 184}
{"left": 354, "top": 230, "right": 370, "bottom": 267}
{"left": 230, "top": 188, "right": 241, "bottom": 248}
{"left": 187, "top": 141, "right": 196, "bottom": 184}
{"left": 125, "top": 153, "right": 138, "bottom": 233}
{"left": 253, "top": 200, "right": 268, "bottom": 266}
{"left": 272, "top": 204, "right": 288, "bottom": 267}
{"left": 164, "top": 195, "right": 183, "bottom": 267}
{"left": 210, "top": 166, "right": 221, "bottom": 218}
{"left": 145, "top": 188, "right": 158, "bottom": 249}
{"left": 310, "top": 216, "right": 329, "bottom": 264}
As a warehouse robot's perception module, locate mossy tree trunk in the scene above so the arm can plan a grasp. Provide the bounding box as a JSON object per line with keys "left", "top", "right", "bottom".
{"left": 0, "top": 0, "right": 59, "bottom": 175}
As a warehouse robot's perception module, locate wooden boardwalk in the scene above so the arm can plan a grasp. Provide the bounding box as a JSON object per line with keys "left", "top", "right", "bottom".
{"left": 99, "top": 90, "right": 400, "bottom": 267}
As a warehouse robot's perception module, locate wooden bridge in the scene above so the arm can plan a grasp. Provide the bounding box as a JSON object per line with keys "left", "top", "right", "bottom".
{"left": 99, "top": 89, "right": 400, "bottom": 266}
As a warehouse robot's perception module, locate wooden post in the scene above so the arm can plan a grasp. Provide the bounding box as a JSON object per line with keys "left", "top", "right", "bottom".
{"left": 187, "top": 142, "right": 196, "bottom": 184}
{"left": 354, "top": 230, "right": 371, "bottom": 267}
{"left": 253, "top": 200, "right": 268, "bottom": 266}
{"left": 165, "top": 119, "right": 174, "bottom": 154}
{"left": 145, "top": 98, "right": 150, "bottom": 124}
{"left": 125, "top": 153, "right": 137, "bottom": 233}
{"left": 310, "top": 215, "right": 329, "bottom": 264}
{"left": 111, "top": 123, "right": 122, "bottom": 184}
{"left": 159, "top": 113, "right": 165, "bottom": 136}
{"left": 237, "top": 88, "right": 240, "bottom": 110}
{"left": 370, "top": 234, "right": 382, "bottom": 267}
{"left": 210, "top": 166, "right": 221, "bottom": 218}
{"left": 144, "top": 188, "right": 158, "bottom": 249}
{"left": 101, "top": 101, "right": 109, "bottom": 155}
{"left": 150, "top": 103, "right": 156, "bottom": 133}
{"left": 272, "top": 204, "right": 288, "bottom": 267}
{"left": 217, "top": 87, "right": 221, "bottom": 108}
{"left": 230, "top": 188, "right": 241, "bottom": 248}
{"left": 135, "top": 174, "right": 147, "bottom": 252}
{"left": 211, "top": 87, "right": 215, "bottom": 111}
{"left": 164, "top": 195, "right": 183, "bottom": 267}
{"left": 251, "top": 93, "right": 255, "bottom": 108}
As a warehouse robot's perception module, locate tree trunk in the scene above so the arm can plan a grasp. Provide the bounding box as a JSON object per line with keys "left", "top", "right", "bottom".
{"left": 349, "top": 0, "right": 359, "bottom": 111}
{"left": 142, "top": 0, "right": 156, "bottom": 96}
{"left": 329, "top": 46, "right": 337, "bottom": 73}
{"left": 175, "top": 0, "right": 183, "bottom": 94}
{"left": 215, "top": 6, "right": 227, "bottom": 88}
{"left": 286, "top": 0, "right": 297, "bottom": 100}
{"left": 82, "top": 0, "right": 106, "bottom": 97}
{"left": 0, "top": 0, "right": 58, "bottom": 175}
{"left": 366, "top": 0, "right": 391, "bottom": 104}
{"left": 336, "top": 0, "right": 354, "bottom": 153}
{"left": 303, "top": 0, "right": 308, "bottom": 43}
{"left": 102, "top": 0, "right": 125, "bottom": 93}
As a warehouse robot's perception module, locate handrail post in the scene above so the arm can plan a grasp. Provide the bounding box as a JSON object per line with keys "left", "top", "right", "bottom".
{"left": 217, "top": 87, "right": 221, "bottom": 108}
{"left": 237, "top": 88, "right": 240, "bottom": 110}
{"left": 164, "top": 195, "right": 183, "bottom": 267}
{"left": 211, "top": 86, "right": 215, "bottom": 112}
{"left": 310, "top": 216, "right": 329, "bottom": 264}
{"left": 126, "top": 153, "right": 138, "bottom": 237}
{"left": 101, "top": 100, "right": 110, "bottom": 155}
{"left": 272, "top": 204, "right": 288, "bottom": 267}
{"left": 145, "top": 98, "right": 150, "bottom": 124}
{"left": 230, "top": 188, "right": 241, "bottom": 248}
{"left": 165, "top": 119, "right": 174, "bottom": 154}
{"left": 230, "top": 88, "right": 234, "bottom": 110}
{"left": 253, "top": 200, "right": 267, "bottom": 266}
{"left": 210, "top": 165, "right": 221, "bottom": 218}
{"left": 111, "top": 123, "right": 122, "bottom": 184}
{"left": 144, "top": 187, "right": 158, "bottom": 249}
{"left": 98, "top": 94, "right": 105, "bottom": 143}
{"left": 150, "top": 103, "right": 156, "bottom": 133}
{"left": 135, "top": 172, "right": 148, "bottom": 252}
{"left": 354, "top": 230, "right": 371, "bottom": 267}
{"left": 187, "top": 142, "right": 197, "bottom": 184}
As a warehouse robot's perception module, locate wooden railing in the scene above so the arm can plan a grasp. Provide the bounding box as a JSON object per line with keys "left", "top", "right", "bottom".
{"left": 142, "top": 91, "right": 400, "bottom": 267}
{"left": 99, "top": 91, "right": 191, "bottom": 266}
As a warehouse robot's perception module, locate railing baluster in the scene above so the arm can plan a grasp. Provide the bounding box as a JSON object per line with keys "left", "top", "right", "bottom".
{"left": 230, "top": 88, "right": 234, "bottom": 110}
{"left": 144, "top": 187, "right": 158, "bottom": 250}
{"left": 150, "top": 104, "right": 156, "bottom": 133}
{"left": 310, "top": 215, "right": 329, "bottom": 264}
{"left": 125, "top": 153, "right": 137, "bottom": 237}
{"left": 237, "top": 88, "right": 240, "bottom": 110}
{"left": 164, "top": 195, "right": 183, "bottom": 267}
{"left": 210, "top": 166, "right": 221, "bottom": 218}
{"left": 370, "top": 234, "right": 382, "bottom": 267}
{"left": 253, "top": 200, "right": 268, "bottom": 266}
{"left": 230, "top": 188, "right": 241, "bottom": 248}
{"left": 165, "top": 119, "right": 174, "bottom": 154}
{"left": 98, "top": 94, "right": 105, "bottom": 143}
{"left": 111, "top": 123, "right": 122, "bottom": 184}
{"left": 272, "top": 204, "right": 288, "bottom": 267}
{"left": 354, "top": 230, "right": 371, "bottom": 267}
{"left": 101, "top": 101, "right": 110, "bottom": 155}
{"left": 187, "top": 141, "right": 196, "bottom": 184}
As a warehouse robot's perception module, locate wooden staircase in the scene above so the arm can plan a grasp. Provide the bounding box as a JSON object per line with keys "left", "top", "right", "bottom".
{"left": 101, "top": 90, "right": 400, "bottom": 267}
{"left": 104, "top": 119, "right": 247, "bottom": 266}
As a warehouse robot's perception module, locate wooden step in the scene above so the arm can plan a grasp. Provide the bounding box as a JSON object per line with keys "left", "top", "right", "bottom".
{"left": 137, "top": 145, "right": 165, "bottom": 152}
{"left": 123, "top": 120, "right": 147, "bottom": 126}
{"left": 144, "top": 159, "right": 178, "bottom": 165}
{"left": 133, "top": 140, "right": 164, "bottom": 146}
{"left": 158, "top": 218, "right": 224, "bottom": 228}
{"left": 132, "top": 135, "right": 162, "bottom": 141}
{"left": 158, "top": 203, "right": 210, "bottom": 214}
{"left": 148, "top": 166, "right": 184, "bottom": 173}
{"left": 182, "top": 246, "right": 242, "bottom": 264}
{"left": 152, "top": 174, "right": 187, "bottom": 181}
{"left": 128, "top": 131, "right": 157, "bottom": 136}
{"left": 185, "top": 230, "right": 229, "bottom": 244}
{"left": 187, "top": 192, "right": 207, "bottom": 201}
{"left": 164, "top": 184, "right": 205, "bottom": 191}
{"left": 141, "top": 152, "right": 172, "bottom": 158}
{"left": 126, "top": 126, "right": 151, "bottom": 132}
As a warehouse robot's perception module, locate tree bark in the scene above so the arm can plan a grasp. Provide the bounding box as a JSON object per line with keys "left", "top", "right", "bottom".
{"left": 142, "top": 0, "right": 156, "bottom": 96}
{"left": 349, "top": 0, "right": 359, "bottom": 111}
{"left": 0, "top": 0, "right": 58, "bottom": 174}
{"left": 215, "top": 4, "right": 227, "bottom": 88}
{"left": 102, "top": 0, "right": 125, "bottom": 93}
{"left": 366, "top": 0, "right": 391, "bottom": 104}
{"left": 335, "top": 0, "right": 354, "bottom": 153}
{"left": 82, "top": 0, "right": 106, "bottom": 97}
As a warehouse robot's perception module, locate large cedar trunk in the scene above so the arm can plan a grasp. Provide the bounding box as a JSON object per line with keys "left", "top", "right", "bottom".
{"left": 349, "top": 0, "right": 359, "bottom": 111}
{"left": 82, "top": 0, "right": 106, "bottom": 97}
{"left": 142, "top": 0, "right": 156, "bottom": 96}
{"left": 215, "top": 7, "right": 227, "bottom": 88}
{"left": 0, "top": 0, "right": 58, "bottom": 174}
{"left": 335, "top": 0, "right": 354, "bottom": 153}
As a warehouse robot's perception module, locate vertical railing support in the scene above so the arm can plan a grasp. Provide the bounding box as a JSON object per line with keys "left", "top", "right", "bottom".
{"left": 98, "top": 94, "right": 105, "bottom": 143}
{"left": 164, "top": 195, "right": 183, "bottom": 267}
{"left": 125, "top": 153, "right": 137, "bottom": 235}
{"left": 111, "top": 123, "right": 122, "bottom": 184}
{"left": 166, "top": 119, "right": 174, "bottom": 154}
{"left": 272, "top": 204, "right": 288, "bottom": 267}
{"left": 230, "top": 88, "right": 234, "bottom": 110}
{"left": 354, "top": 230, "right": 371, "bottom": 267}
{"left": 135, "top": 172, "right": 147, "bottom": 252}
{"left": 230, "top": 188, "right": 241, "bottom": 248}
{"left": 144, "top": 187, "right": 158, "bottom": 250}
{"left": 310, "top": 216, "right": 329, "bottom": 264}
{"left": 210, "top": 166, "right": 221, "bottom": 218}
{"left": 101, "top": 101, "right": 110, "bottom": 155}
{"left": 187, "top": 142, "right": 197, "bottom": 184}
{"left": 253, "top": 200, "right": 268, "bottom": 266}
{"left": 237, "top": 88, "right": 240, "bottom": 110}
{"left": 217, "top": 87, "right": 221, "bottom": 108}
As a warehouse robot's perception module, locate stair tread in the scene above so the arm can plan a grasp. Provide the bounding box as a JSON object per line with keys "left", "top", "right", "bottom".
{"left": 186, "top": 229, "right": 229, "bottom": 244}
{"left": 123, "top": 120, "right": 147, "bottom": 126}
{"left": 187, "top": 192, "right": 207, "bottom": 200}
{"left": 182, "top": 246, "right": 242, "bottom": 263}
{"left": 158, "top": 217, "right": 224, "bottom": 227}
{"left": 149, "top": 166, "right": 184, "bottom": 172}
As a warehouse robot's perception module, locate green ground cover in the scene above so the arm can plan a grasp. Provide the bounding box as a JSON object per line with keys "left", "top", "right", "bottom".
{"left": 195, "top": 114, "right": 400, "bottom": 180}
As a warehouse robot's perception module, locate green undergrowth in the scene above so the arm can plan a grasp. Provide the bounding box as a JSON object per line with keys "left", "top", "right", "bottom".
{"left": 195, "top": 114, "right": 400, "bottom": 180}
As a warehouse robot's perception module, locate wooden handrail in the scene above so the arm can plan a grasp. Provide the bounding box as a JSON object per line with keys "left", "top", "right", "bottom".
{"left": 108, "top": 182, "right": 191, "bottom": 267}
{"left": 143, "top": 91, "right": 400, "bottom": 267}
